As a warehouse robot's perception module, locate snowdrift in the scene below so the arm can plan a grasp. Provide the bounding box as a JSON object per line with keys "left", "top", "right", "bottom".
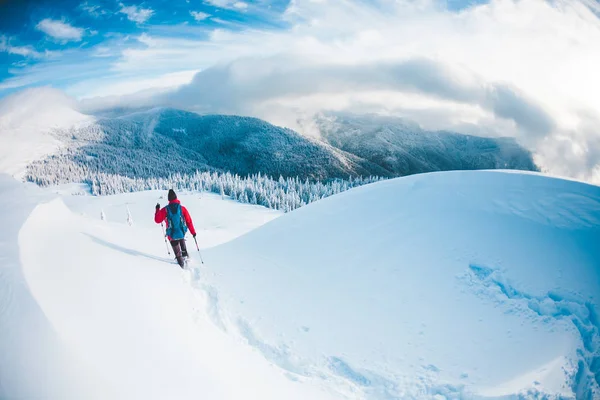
{"left": 1, "top": 182, "right": 339, "bottom": 400}
{"left": 0, "top": 176, "right": 88, "bottom": 399}
{"left": 202, "top": 170, "right": 600, "bottom": 398}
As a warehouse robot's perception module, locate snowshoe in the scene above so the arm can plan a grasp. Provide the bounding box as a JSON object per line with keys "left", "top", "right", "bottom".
{"left": 174, "top": 257, "right": 186, "bottom": 269}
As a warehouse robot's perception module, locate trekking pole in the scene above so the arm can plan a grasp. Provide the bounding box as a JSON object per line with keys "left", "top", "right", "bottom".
{"left": 193, "top": 236, "right": 204, "bottom": 264}
{"left": 161, "top": 222, "right": 171, "bottom": 255}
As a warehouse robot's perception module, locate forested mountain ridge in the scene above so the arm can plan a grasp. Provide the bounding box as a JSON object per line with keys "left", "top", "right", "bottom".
{"left": 26, "top": 107, "right": 538, "bottom": 189}
{"left": 315, "top": 112, "right": 539, "bottom": 176}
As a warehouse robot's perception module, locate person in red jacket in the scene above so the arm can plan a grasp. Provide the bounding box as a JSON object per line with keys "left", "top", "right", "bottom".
{"left": 155, "top": 189, "right": 197, "bottom": 268}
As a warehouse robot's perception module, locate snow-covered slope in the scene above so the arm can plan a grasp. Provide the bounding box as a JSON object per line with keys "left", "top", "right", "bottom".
{"left": 1, "top": 180, "right": 347, "bottom": 399}
{"left": 202, "top": 170, "right": 600, "bottom": 398}
{"left": 0, "top": 176, "right": 90, "bottom": 399}
{"left": 0, "top": 88, "right": 94, "bottom": 178}
{"left": 2, "top": 170, "right": 598, "bottom": 399}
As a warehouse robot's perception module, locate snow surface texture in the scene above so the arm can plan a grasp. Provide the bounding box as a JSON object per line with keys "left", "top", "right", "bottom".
{"left": 2, "top": 180, "right": 348, "bottom": 399}
{"left": 0, "top": 88, "right": 94, "bottom": 178}
{"left": 202, "top": 170, "right": 600, "bottom": 399}
{"left": 1, "top": 170, "right": 599, "bottom": 399}
{"left": 0, "top": 176, "right": 90, "bottom": 399}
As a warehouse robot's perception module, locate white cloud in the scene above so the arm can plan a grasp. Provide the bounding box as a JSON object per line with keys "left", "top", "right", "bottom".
{"left": 205, "top": 0, "right": 248, "bottom": 10}
{"left": 80, "top": 2, "right": 106, "bottom": 17}
{"left": 0, "top": 36, "right": 43, "bottom": 58}
{"left": 204, "top": 0, "right": 229, "bottom": 7}
{"left": 119, "top": 3, "right": 154, "bottom": 24}
{"left": 91, "top": 46, "right": 114, "bottom": 58}
{"left": 73, "top": 69, "right": 199, "bottom": 99}
{"left": 36, "top": 19, "right": 84, "bottom": 42}
{"left": 190, "top": 11, "right": 211, "bottom": 21}
{"left": 160, "top": 57, "right": 554, "bottom": 143}
{"left": 211, "top": 17, "right": 234, "bottom": 25}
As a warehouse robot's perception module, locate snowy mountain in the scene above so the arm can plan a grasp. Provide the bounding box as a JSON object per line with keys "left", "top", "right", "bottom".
{"left": 25, "top": 107, "right": 386, "bottom": 186}
{"left": 314, "top": 112, "right": 539, "bottom": 176}
{"left": 21, "top": 103, "right": 537, "bottom": 191}
{"left": 132, "top": 108, "right": 386, "bottom": 179}
{"left": 1, "top": 170, "right": 598, "bottom": 399}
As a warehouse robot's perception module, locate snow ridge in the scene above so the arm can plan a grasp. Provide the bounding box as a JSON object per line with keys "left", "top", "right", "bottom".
{"left": 193, "top": 171, "right": 600, "bottom": 399}
{"left": 464, "top": 264, "right": 600, "bottom": 398}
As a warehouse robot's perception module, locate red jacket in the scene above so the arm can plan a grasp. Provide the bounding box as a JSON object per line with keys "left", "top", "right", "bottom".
{"left": 155, "top": 199, "right": 196, "bottom": 239}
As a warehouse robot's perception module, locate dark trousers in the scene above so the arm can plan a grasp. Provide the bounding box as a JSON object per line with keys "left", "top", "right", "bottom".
{"left": 170, "top": 239, "right": 189, "bottom": 268}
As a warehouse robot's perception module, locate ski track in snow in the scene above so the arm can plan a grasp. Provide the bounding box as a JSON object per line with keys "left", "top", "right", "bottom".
{"left": 191, "top": 278, "right": 228, "bottom": 332}
{"left": 462, "top": 264, "right": 600, "bottom": 399}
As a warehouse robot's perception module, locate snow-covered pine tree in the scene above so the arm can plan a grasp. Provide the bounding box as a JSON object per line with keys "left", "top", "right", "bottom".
{"left": 25, "top": 148, "right": 385, "bottom": 213}
{"left": 127, "top": 206, "right": 133, "bottom": 226}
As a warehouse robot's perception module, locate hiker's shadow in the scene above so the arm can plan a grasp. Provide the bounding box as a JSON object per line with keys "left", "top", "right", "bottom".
{"left": 82, "top": 233, "right": 170, "bottom": 263}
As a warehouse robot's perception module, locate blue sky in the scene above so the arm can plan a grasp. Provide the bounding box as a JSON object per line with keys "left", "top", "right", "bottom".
{"left": 0, "top": 0, "right": 292, "bottom": 96}
{"left": 0, "top": 0, "right": 497, "bottom": 98}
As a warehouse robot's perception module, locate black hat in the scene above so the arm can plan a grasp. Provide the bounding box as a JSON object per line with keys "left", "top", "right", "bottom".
{"left": 168, "top": 189, "right": 177, "bottom": 201}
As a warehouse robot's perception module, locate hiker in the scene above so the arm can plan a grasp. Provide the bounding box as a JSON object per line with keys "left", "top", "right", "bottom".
{"left": 155, "top": 189, "right": 197, "bottom": 268}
